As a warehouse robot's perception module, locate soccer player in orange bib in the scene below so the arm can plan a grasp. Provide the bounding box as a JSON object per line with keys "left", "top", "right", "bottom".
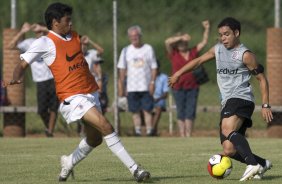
{"left": 3, "top": 2, "right": 150, "bottom": 182}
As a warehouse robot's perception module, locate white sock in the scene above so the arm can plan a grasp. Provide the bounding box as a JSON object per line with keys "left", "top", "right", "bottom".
{"left": 135, "top": 126, "right": 141, "bottom": 134}
{"left": 146, "top": 127, "right": 153, "bottom": 135}
{"left": 68, "top": 138, "right": 93, "bottom": 167}
{"left": 104, "top": 132, "right": 138, "bottom": 174}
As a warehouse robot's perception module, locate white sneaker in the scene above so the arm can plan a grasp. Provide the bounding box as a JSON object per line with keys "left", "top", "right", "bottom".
{"left": 133, "top": 167, "right": 151, "bottom": 182}
{"left": 59, "top": 155, "right": 74, "bottom": 182}
{"left": 253, "top": 160, "right": 273, "bottom": 179}
{"left": 240, "top": 164, "right": 262, "bottom": 181}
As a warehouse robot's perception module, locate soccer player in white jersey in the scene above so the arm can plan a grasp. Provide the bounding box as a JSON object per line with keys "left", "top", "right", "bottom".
{"left": 3, "top": 2, "right": 150, "bottom": 182}
{"left": 169, "top": 17, "right": 273, "bottom": 181}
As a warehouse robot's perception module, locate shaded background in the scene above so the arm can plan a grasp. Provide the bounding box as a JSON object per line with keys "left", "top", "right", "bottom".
{"left": 0, "top": 0, "right": 280, "bottom": 136}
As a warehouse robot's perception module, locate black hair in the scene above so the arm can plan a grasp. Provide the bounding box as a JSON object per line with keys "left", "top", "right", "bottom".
{"left": 217, "top": 17, "right": 241, "bottom": 35}
{"left": 156, "top": 59, "right": 161, "bottom": 68}
{"left": 44, "top": 2, "right": 72, "bottom": 30}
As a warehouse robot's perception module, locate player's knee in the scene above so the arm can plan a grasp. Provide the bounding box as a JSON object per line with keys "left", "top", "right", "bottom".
{"left": 87, "top": 135, "right": 103, "bottom": 147}
{"left": 221, "top": 127, "right": 233, "bottom": 138}
{"left": 100, "top": 121, "right": 114, "bottom": 135}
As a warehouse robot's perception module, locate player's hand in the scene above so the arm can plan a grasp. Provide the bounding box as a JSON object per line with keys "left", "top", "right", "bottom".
{"left": 31, "top": 24, "right": 43, "bottom": 33}
{"left": 202, "top": 20, "right": 210, "bottom": 29}
{"left": 21, "top": 22, "right": 31, "bottom": 33}
{"left": 261, "top": 108, "right": 273, "bottom": 123}
{"left": 2, "top": 80, "right": 22, "bottom": 88}
{"left": 81, "top": 35, "right": 89, "bottom": 45}
{"left": 168, "top": 74, "right": 180, "bottom": 88}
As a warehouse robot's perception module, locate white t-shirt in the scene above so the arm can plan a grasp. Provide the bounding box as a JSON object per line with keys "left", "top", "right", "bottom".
{"left": 117, "top": 44, "right": 157, "bottom": 92}
{"left": 17, "top": 38, "right": 54, "bottom": 82}
{"left": 84, "top": 49, "right": 102, "bottom": 75}
{"left": 20, "top": 31, "right": 72, "bottom": 67}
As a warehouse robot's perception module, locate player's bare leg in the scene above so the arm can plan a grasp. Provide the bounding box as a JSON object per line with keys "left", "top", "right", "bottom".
{"left": 59, "top": 107, "right": 150, "bottom": 182}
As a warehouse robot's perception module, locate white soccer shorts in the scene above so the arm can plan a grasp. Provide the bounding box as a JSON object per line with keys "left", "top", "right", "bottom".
{"left": 59, "top": 92, "right": 102, "bottom": 124}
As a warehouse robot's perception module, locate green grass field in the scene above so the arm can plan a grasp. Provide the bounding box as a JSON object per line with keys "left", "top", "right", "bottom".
{"left": 0, "top": 137, "right": 281, "bottom": 184}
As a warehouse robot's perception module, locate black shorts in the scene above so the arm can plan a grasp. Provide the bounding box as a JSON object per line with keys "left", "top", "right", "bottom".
{"left": 219, "top": 98, "right": 254, "bottom": 143}
{"left": 36, "top": 79, "right": 59, "bottom": 114}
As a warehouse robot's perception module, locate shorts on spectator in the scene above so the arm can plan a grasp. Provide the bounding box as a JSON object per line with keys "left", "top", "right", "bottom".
{"left": 127, "top": 91, "right": 154, "bottom": 113}
{"left": 37, "top": 79, "right": 59, "bottom": 114}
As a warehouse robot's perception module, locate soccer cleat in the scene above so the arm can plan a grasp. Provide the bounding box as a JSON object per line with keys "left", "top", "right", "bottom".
{"left": 59, "top": 155, "right": 74, "bottom": 182}
{"left": 253, "top": 160, "right": 273, "bottom": 179}
{"left": 133, "top": 167, "right": 151, "bottom": 182}
{"left": 239, "top": 164, "right": 262, "bottom": 181}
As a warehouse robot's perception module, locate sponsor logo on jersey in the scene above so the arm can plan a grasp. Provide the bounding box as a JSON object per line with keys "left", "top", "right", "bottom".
{"left": 69, "top": 59, "right": 88, "bottom": 71}
{"left": 231, "top": 51, "right": 240, "bottom": 60}
{"left": 217, "top": 68, "right": 238, "bottom": 74}
{"left": 66, "top": 51, "right": 81, "bottom": 62}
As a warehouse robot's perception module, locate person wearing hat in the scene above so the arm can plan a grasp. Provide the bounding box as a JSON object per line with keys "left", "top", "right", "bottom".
{"left": 165, "top": 20, "right": 210, "bottom": 137}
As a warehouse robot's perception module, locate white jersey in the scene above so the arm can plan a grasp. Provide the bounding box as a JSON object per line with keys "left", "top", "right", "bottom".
{"left": 84, "top": 49, "right": 102, "bottom": 77}
{"left": 117, "top": 44, "right": 157, "bottom": 92}
{"left": 17, "top": 38, "right": 53, "bottom": 82}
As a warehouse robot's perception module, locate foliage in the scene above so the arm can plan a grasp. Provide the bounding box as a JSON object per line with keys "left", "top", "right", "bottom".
{"left": 0, "top": 0, "right": 278, "bottom": 73}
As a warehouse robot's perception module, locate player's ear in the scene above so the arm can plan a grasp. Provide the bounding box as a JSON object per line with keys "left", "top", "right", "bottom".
{"left": 234, "top": 30, "right": 240, "bottom": 37}
{"left": 52, "top": 19, "right": 59, "bottom": 28}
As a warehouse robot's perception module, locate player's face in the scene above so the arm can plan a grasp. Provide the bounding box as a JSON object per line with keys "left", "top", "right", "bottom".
{"left": 57, "top": 15, "right": 72, "bottom": 35}
{"left": 128, "top": 30, "right": 141, "bottom": 47}
{"left": 218, "top": 26, "right": 239, "bottom": 49}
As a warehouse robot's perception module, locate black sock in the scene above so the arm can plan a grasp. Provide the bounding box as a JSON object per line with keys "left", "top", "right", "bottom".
{"left": 231, "top": 152, "right": 245, "bottom": 163}
{"left": 227, "top": 131, "right": 258, "bottom": 165}
{"left": 231, "top": 152, "right": 266, "bottom": 167}
{"left": 253, "top": 154, "right": 266, "bottom": 167}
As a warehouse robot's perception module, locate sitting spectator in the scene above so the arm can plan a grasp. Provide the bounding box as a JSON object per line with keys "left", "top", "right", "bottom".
{"left": 151, "top": 60, "right": 169, "bottom": 136}
{"left": 78, "top": 35, "right": 108, "bottom": 137}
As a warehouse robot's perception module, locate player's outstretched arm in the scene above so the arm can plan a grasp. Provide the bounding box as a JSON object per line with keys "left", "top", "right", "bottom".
{"left": 168, "top": 46, "right": 215, "bottom": 87}
{"left": 2, "top": 61, "right": 29, "bottom": 88}
{"left": 243, "top": 51, "right": 273, "bottom": 123}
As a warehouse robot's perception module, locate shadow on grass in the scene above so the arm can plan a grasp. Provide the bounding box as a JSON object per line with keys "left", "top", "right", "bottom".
{"left": 61, "top": 174, "right": 282, "bottom": 183}
{"left": 100, "top": 174, "right": 191, "bottom": 183}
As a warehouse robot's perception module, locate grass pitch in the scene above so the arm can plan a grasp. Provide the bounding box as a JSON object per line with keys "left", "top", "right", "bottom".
{"left": 0, "top": 137, "right": 281, "bottom": 184}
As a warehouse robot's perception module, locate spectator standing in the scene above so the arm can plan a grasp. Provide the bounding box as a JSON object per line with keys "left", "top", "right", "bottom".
{"left": 151, "top": 60, "right": 169, "bottom": 136}
{"left": 165, "top": 20, "right": 210, "bottom": 137}
{"left": 3, "top": 3, "right": 150, "bottom": 182}
{"left": 118, "top": 25, "right": 157, "bottom": 136}
{"left": 169, "top": 17, "right": 273, "bottom": 181}
{"left": 9, "top": 22, "right": 59, "bottom": 137}
{"left": 78, "top": 36, "right": 108, "bottom": 136}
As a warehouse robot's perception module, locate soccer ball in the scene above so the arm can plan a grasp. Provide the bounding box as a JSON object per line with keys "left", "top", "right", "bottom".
{"left": 207, "top": 154, "right": 232, "bottom": 179}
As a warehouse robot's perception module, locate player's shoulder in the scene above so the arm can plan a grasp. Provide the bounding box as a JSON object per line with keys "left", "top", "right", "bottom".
{"left": 33, "top": 36, "right": 53, "bottom": 46}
